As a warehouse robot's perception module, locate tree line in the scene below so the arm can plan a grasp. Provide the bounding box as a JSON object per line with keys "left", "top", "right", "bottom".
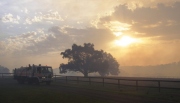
{"left": 0, "top": 65, "right": 9, "bottom": 73}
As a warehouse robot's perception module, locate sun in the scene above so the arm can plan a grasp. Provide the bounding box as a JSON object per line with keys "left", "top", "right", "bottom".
{"left": 115, "top": 36, "right": 138, "bottom": 47}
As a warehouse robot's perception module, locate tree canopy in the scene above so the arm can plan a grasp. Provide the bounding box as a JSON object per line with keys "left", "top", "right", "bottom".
{"left": 59, "top": 43, "right": 120, "bottom": 77}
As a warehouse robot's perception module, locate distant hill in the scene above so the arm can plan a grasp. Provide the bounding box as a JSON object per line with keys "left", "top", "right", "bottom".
{"left": 120, "top": 62, "right": 180, "bottom": 78}
{"left": 0, "top": 65, "right": 9, "bottom": 73}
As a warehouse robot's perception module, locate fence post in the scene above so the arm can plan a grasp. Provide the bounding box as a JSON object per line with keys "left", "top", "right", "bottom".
{"left": 118, "top": 79, "right": 120, "bottom": 89}
{"left": 55, "top": 75, "right": 56, "bottom": 81}
{"left": 89, "top": 77, "right": 91, "bottom": 85}
{"left": 77, "top": 77, "right": 79, "bottom": 84}
{"left": 103, "top": 78, "right": 104, "bottom": 87}
{"left": 66, "top": 76, "right": 67, "bottom": 84}
{"left": 158, "top": 81, "right": 161, "bottom": 92}
{"left": 136, "top": 80, "right": 138, "bottom": 91}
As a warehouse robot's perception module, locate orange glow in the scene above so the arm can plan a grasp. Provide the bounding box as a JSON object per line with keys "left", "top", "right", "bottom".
{"left": 114, "top": 36, "right": 139, "bottom": 47}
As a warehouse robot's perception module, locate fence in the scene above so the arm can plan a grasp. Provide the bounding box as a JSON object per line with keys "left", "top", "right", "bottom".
{"left": 0, "top": 73, "right": 13, "bottom": 78}
{"left": 54, "top": 75, "right": 180, "bottom": 92}
{"left": 1, "top": 73, "right": 180, "bottom": 92}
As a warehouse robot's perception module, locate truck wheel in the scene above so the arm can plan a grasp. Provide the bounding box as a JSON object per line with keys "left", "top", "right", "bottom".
{"left": 46, "top": 81, "right": 51, "bottom": 85}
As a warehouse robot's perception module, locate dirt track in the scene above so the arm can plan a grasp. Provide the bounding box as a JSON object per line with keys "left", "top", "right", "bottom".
{"left": 1, "top": 78, "right": 180, "bottom": 103}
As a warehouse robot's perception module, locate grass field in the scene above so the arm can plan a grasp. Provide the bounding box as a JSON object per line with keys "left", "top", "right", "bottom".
{"left": 53, "top": 80, "right": 180, "bottom": 102}
{"left": 1, "top": 78, "right": 180, "bottom": 103}
{"left": 0, "top": 78, "right": 110, "bottom": 103}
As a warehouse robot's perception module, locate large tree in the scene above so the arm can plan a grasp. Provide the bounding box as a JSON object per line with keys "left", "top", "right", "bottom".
{"left": 59, "top": 43, "right": 120, "bottom": 77}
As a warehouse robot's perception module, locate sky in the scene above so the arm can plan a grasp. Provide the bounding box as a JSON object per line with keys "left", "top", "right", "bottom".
{"left": 0, "top": 0, "right": 180, "bottom": 72}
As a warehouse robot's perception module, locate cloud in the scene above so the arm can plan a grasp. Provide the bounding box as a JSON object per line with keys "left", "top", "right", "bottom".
{"left": 121, "top": 0, "right": 178, "bottom": 10}
{"left": 98, "top": 2, "right": 180, "bottom": 40}
{"left": 24, "top": 11, "right": 64, "bottom": 25}
{"left": 0, "top": 25, "right": 115, "bottom": 57}
{"left": 0, "top": 30, "right": 51, "bottom": 56}
{"left": 24, "top": 8, "right": 28, "bottom": 14}
{"left": 62, "top": 27, "right": 115, "bottom": 48}
{"left": 31, "top": 16, "right": 42, "bottom": 22}
{"left": 1, "top": 0, "right": 178, "bottom": 27}
{"left": 21, "top": 8, "right": 29, "bottom": 14}
{"left": 42, "top": 11, "right": 64, "bottom": 21}
{"left": 0, "top": 27, "right": 71, "bottom": 56}
{"left": 24, "top": 18, "right": 32, "bottom": 24}
{"left": 1, "top": 13, "right": 20, "bottom": 24}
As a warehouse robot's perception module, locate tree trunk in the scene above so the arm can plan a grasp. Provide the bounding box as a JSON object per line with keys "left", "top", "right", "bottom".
{"left": 84, "top": 69, "right": 88, "bottom": 77}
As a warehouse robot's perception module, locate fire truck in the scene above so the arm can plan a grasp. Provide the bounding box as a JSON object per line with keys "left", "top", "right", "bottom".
{"left": 14, "top": 64, "right": 53, "bottom": 85}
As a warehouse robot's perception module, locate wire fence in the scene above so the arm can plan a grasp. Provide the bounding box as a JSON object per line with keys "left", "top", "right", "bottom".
{"left": 1, "top": 73, "right": 180, "bottom": 92}
{"left": 54, "top": 75, "right": 180, "bottom": 92}
{"left": 0, "top": 73, "right": 13, "bottom": 78}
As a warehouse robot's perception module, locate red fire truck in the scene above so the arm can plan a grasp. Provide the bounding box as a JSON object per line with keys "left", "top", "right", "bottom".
{"left": 14, "top": 64, "right": 53, "bottom": 85}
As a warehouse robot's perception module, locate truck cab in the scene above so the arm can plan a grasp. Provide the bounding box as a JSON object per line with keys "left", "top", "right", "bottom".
{"left": 34, "top": 65, "right": 53, "bottom": 84}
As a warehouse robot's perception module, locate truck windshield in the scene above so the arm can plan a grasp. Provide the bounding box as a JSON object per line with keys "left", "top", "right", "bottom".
{"left": 47, "top": 67, "right": 52, "bottom": 73}
{"left": 41, "top": 67, "right": 52, "bottom": 73}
